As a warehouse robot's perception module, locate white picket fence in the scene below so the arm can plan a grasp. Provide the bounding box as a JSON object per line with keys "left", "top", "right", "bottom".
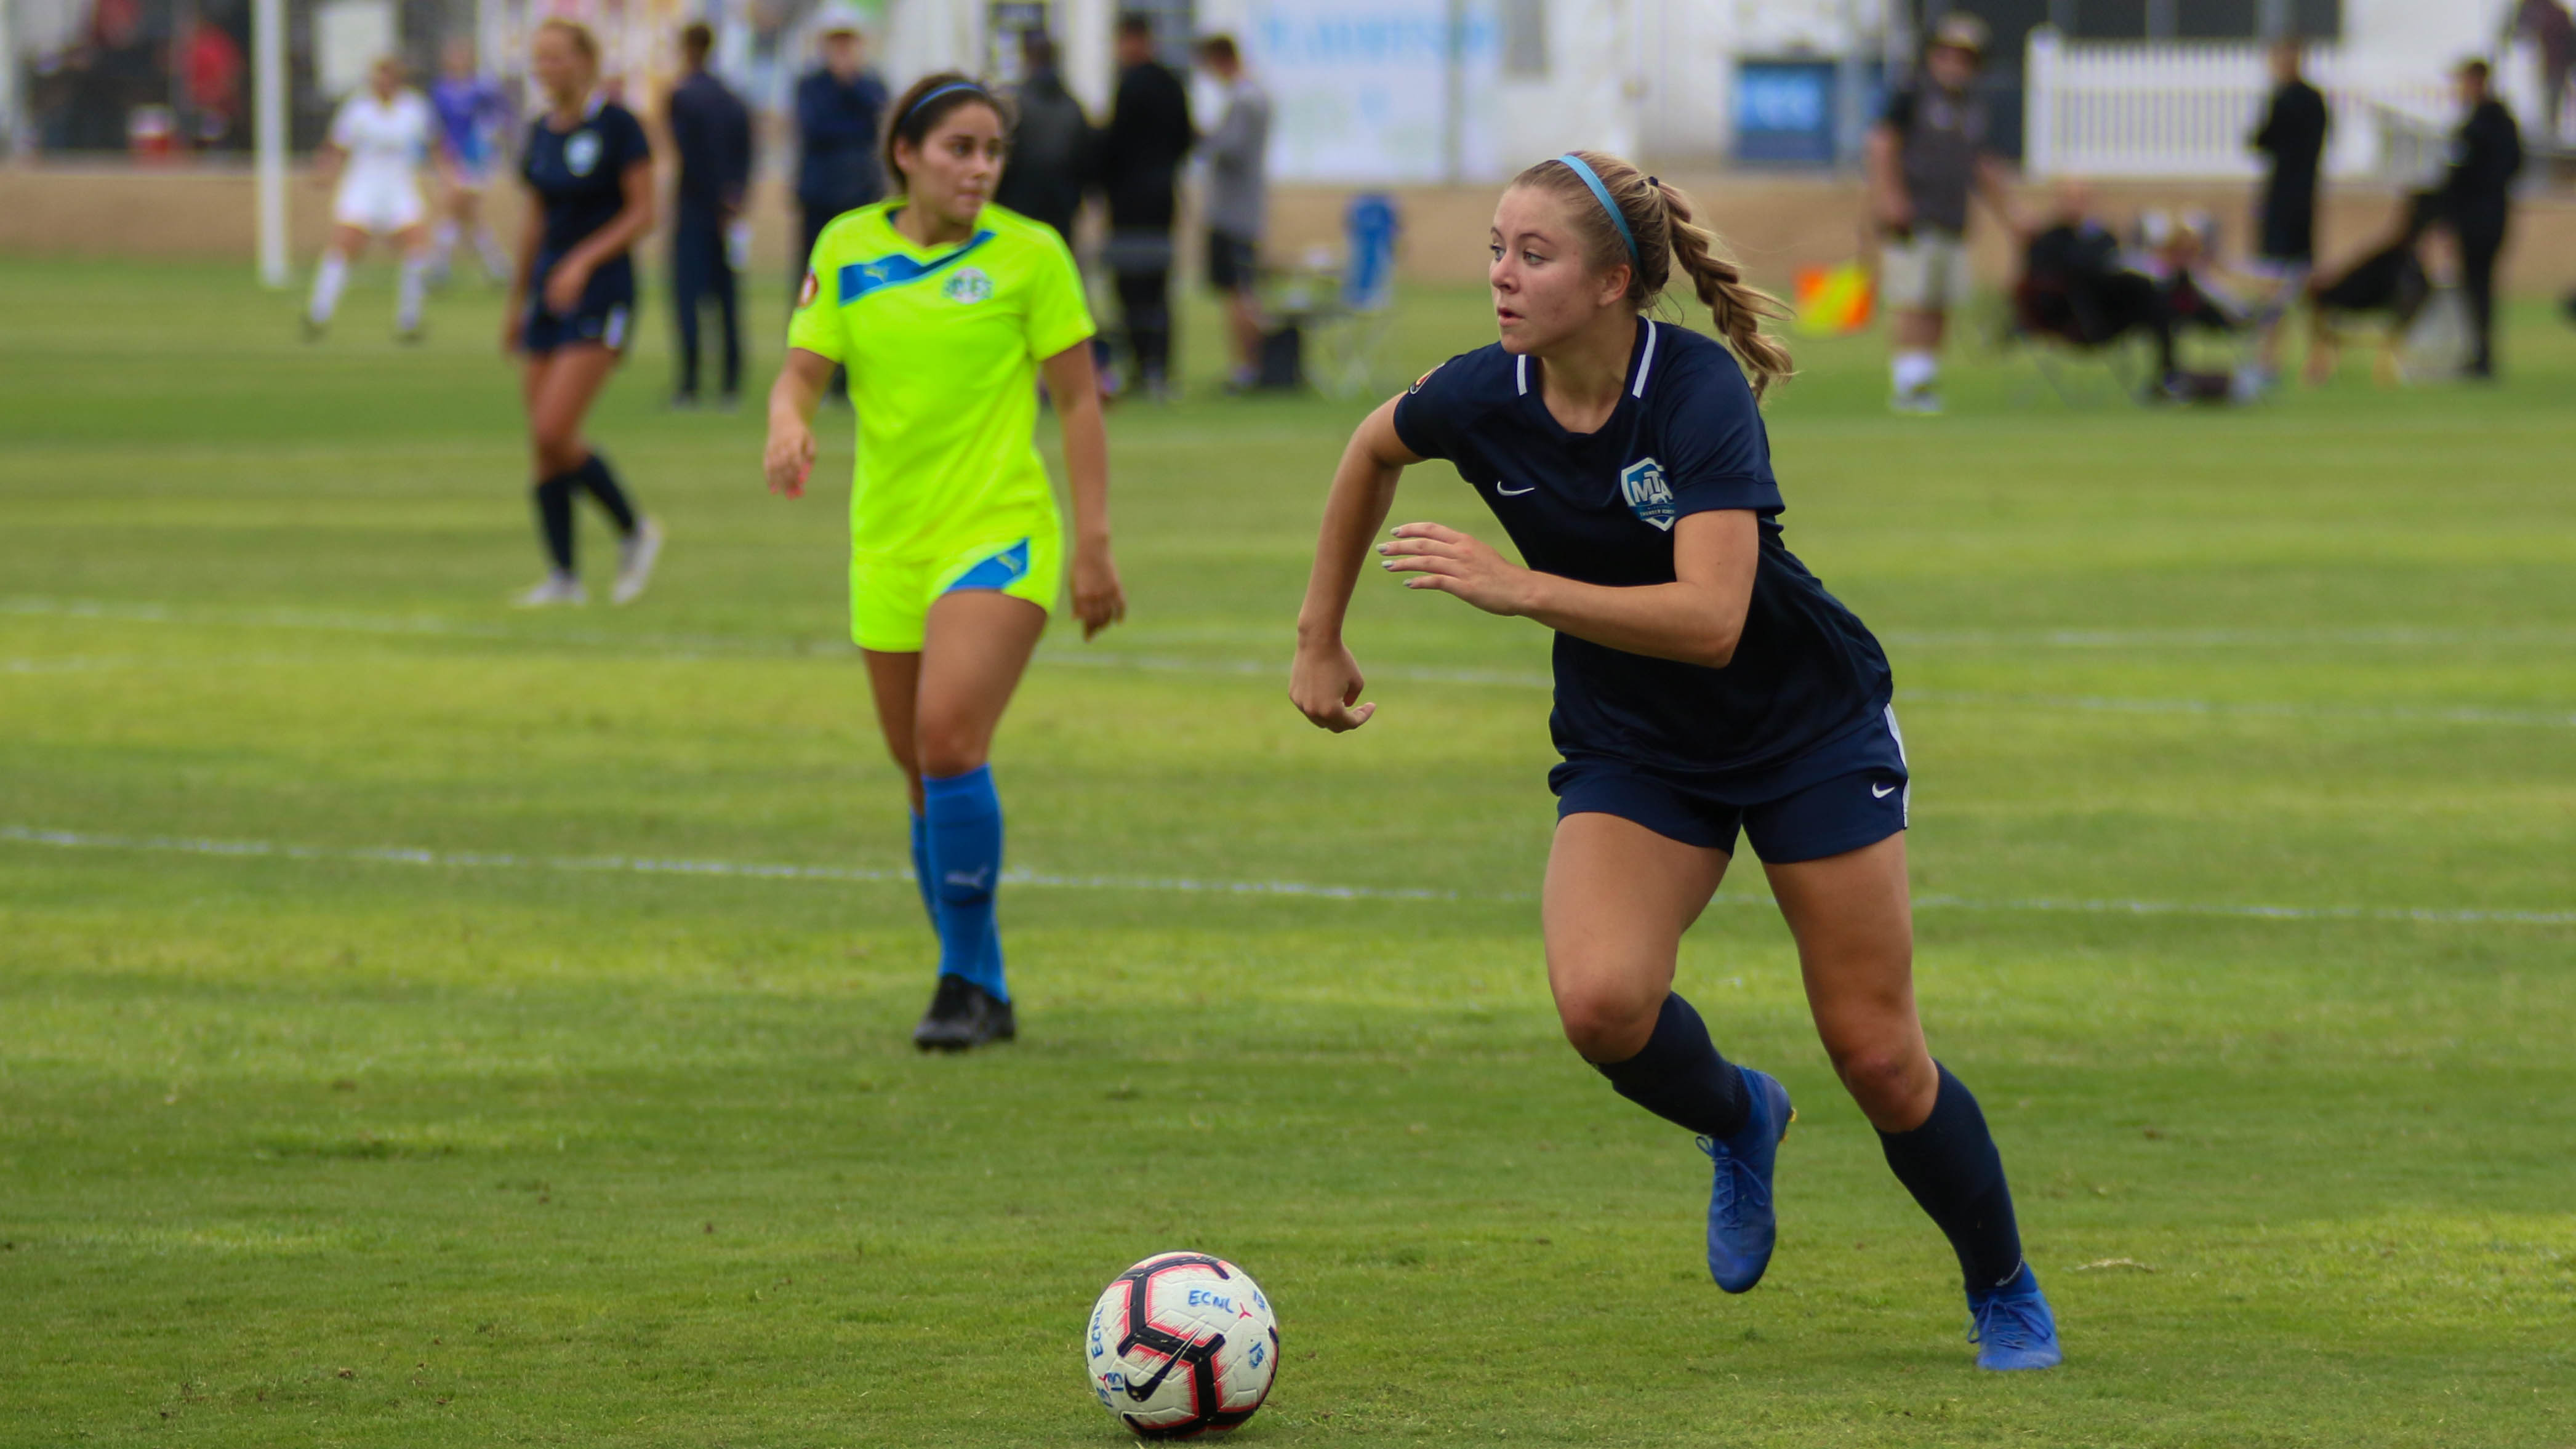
{"left": 2023, "top": 28, "right": 2542, "bottom": 184}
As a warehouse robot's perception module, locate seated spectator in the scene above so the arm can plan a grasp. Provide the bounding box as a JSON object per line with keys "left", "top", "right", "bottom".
{"left": 2018, "top": 182, "right": 2178, "bottom": 387}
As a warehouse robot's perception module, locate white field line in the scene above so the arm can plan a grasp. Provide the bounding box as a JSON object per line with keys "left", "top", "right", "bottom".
{"left": 6, "top": 824, "right": 2572, "bottom": 929}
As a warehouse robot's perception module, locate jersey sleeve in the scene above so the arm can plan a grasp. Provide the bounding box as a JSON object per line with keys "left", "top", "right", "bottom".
{"left": 1389, "top": 353, "right": 1476, "bottom": 462}
{"left": 786, "top": 238, "right": 844, "bottom": 362}
{"left": 605, "top": 106, "right": 652, "bottom": 172}
{"left": 1021, "top": 227, "right": 1096, "bottom": 361}
{"left": 327, "top": 98, "right": 359, "bottom": 150}
{"left": 1659, "top": 349, "right": 1782, "bottom": 518}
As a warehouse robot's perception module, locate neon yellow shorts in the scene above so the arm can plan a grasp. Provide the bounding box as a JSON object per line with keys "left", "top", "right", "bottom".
{"left": 849, "top": 523, "right": 1061, "bottom": 653}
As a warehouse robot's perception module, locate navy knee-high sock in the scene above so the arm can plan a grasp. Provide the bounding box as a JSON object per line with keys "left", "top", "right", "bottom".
{"left": 534, "top": 470, "right": 579, "bottom": 571}
{"left": 574, "top": 452, "right": 636, "bottom": 536}
{"left": 1592, "top": 993, "right": 1752, "bottom": 1140}
{"left": 1878, "top": 1063, "right": 2026, "bottom": 1291}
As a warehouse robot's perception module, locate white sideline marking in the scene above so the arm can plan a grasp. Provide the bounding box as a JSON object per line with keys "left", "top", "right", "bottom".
{"left": 7, "top": 597, "right": 2572, "bottom": 730}
{"left": 6, "top": 824, "right": 2572, "bottom": 928}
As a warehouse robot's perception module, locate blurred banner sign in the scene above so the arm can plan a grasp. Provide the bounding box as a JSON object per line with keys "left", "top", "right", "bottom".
{"left": 315, "top": 0, "right": 397, "bottom": 98}
{"left": 1253, "top": 0, "right": 1501, "bottom": 184}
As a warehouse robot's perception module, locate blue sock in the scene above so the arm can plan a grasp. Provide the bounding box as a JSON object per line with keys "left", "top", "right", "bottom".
{"left": 907, "top": 810, "right": 937, "bottom": 927}
{"left": 1592, "top": 993, "right": 1752, "bottom": 1139}
{"left": 922, "top": 765, "right": 1008, "bottom": 1001}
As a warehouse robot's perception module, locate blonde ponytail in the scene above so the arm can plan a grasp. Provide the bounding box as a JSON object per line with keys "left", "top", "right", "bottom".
{"left": 1654, "top": 180, "right": 1795, "bottom": 401}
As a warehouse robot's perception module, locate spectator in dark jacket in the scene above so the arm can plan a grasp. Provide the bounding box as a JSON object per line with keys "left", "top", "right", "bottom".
{"left": 2439, "top": 60, "right": 2523, "bottom": 378}
{"left": 668, "top": 22, "right": 753, "bottom": 407}
{"left": 793, "top": 4, "right": 888, "bottom": 300}
{"left": 2249, "top": 38, "right": 2327, "bottom": 381}
{"left": 993, "top": 31, "right": 1093, "bottom": 244}
{"left": 1095, "top": 12, "right": 1194, "bottom": 398}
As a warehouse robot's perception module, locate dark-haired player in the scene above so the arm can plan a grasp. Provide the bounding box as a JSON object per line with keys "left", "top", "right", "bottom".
{"left": 1291, "top": 150, "right": 2060, "bottom": 1371}
{"left": 507, "top": 18, "right": 662, "bottom": 607}
{"left": 762, "top": 73, "right": 1125, "bottom": 1050}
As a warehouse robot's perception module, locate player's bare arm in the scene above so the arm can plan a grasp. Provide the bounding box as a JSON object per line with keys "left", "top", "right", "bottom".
{"left": 1378, "top": 507, "right": 1757, "bottom": 667}
{"left": 1040, "top": 342, "right": 1125, "bottom": 638}
{"left": 1291, "top": 395, "right": 1418, "bottom": 732}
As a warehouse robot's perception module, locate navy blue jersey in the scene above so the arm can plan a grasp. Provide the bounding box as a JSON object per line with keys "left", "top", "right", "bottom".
{"left": 1392, "top": 320, "right": 1892, "bottom": 782}
{"left": 521, "top": 99, "right": 651, "bottom": 257}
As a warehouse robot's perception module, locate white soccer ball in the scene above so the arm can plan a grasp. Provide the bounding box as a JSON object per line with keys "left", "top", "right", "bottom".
{"left": 1083, "top": 1251, "right": 1279, "bottom": 1439}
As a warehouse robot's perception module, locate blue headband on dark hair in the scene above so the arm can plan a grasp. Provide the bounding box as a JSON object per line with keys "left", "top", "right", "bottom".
{"left": 1556, "top": 153, "right": 1637, "bottom": 266}
{"left": 902, "top": 80, "right": 987, "bottom": 127}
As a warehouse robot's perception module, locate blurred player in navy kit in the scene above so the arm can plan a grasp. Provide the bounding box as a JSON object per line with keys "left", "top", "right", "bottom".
{"left": 1293, "top": 148, "right": 2061, "bottom": 1373}
{"left": 1864, "top": 13, "right": 2021, "bottom": 414}
{"left": 507, "top": 18, "right": 662, "bottom": 608}
{"left": 667, "top": 22, "right": 753, "bottom": 410}
{"left": 2247, "top": 38, "right": 2327, "bottom": 385}
{"left": 1097, "top": 12, "right": 1195, "bottom": 400}
{"left": 2438, "top": 60, "right": 2523, "bottom": 380}
{"left": 793, "top": 0, "right": 889, "bottom": 396}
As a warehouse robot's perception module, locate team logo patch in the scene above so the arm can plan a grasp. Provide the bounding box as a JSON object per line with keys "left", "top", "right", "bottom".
{"left": 564, "top": 129, "right": 601, "bottom": 177}
{"left": 942, "top": 266, "right": 993, "bottom": 304}
{"left": 1619, "top": 456, "right": 1675, "bottom": 531}
{"left": 796, "top": 269, "right": 819, "bottom": 309}
{"left": 1410, "top": 361, "right": 1445, "bottom": 393}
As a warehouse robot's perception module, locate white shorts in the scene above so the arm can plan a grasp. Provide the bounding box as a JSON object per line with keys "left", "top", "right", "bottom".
{"left": 1880, "top": 228, "right": 1973, "bottom": 312}
{"left": 333, "top": 171, "right": 427, "bottom": 234}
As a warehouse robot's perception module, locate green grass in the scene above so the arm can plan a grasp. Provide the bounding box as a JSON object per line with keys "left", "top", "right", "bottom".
{"left": 2, "top": 256, "right": 2572, "bottom": 1447}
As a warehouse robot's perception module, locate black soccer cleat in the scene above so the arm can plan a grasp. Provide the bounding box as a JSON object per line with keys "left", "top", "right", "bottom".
{"left": 911, "top": 975, "right": 1016, "bottom": 1051}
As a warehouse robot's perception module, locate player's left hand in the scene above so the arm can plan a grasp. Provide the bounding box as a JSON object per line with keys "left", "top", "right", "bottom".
{"left": 1378, "top": 522, "right": 1531, "bottom": 616}
{"left": 542, "top": 259, "right": 590, "bottom": 316}
{"left": 1072, "top": 542, "right": 1126, "bottom": 641}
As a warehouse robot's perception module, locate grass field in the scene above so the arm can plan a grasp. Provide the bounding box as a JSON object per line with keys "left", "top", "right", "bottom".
{"left": 2, "top": 255, "right": 2572, "bottom": 1447}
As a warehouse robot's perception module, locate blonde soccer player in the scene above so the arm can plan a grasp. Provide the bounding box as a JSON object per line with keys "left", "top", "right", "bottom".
{"left": 762, "top": 73, "right": 1123, "bottom": 1050}
{"left": 1291, "top": 151, "right": 2061, "bottom": 1370}
{"left": 505, "top": 19, "right": 662, "bottom": 607}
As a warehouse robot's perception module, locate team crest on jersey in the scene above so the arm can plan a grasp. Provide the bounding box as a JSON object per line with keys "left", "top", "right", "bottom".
{"left": 565, "top": 129, "right": 601, "bottom": 177}
{"left": 1619, "top": 457, "right": 1675, "bottom": 531}
{"left": 1410, "top": 361, "right": 1445, "bottom": 393}
{"left": 796, "top": 270, "right": 819, "bottom": 309}
{"left": 942, "top": 267, "right": 993, "bottom": 304}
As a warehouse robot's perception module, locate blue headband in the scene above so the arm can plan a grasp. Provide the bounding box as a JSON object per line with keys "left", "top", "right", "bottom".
{"left": 1557, "top": 153, "right": 1637, "bottom": 265}
{"left": 902, "top": 81, "right": 987, "bottom": 127}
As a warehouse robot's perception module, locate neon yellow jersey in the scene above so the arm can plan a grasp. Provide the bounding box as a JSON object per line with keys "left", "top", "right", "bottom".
{"left": 788, "top": 201, "right": 1096, "bottom": 558}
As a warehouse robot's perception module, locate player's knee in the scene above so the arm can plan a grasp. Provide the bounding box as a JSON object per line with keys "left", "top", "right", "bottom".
{"left": 912, "top": 715, "right": 990, "bottom": 780}
{"left": 1555, "top": 986, "right": 1657, "bottom": 1063}
{"left": 531, "top": 428, "right": 584, "bottom": 476}
{"left": 1827, "top": 1041, "right": 1927, "bottom": 1120}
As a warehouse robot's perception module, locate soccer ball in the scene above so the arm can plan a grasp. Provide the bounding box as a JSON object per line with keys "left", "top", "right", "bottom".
{"left": 1083, "top": 1251, "right": 1278, "bottom": 1438}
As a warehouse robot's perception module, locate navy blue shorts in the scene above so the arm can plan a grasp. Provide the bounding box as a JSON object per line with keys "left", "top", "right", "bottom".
{"left": 1550, "top": 706, "right": 1911, "bottom": 864}
{"left": 524, "top": 254, "right": 636, "bottom": 355}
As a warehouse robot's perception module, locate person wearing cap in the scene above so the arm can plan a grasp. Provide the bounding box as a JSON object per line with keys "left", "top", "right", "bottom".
{"left": 1864, "top": 13, "right": 2020, "bottom": 414}
{"left": 793, "top": 4, "right": 891, "bottom": 323}
{"left": 2436, "top": 60, "right": 2523, "bottom": 379}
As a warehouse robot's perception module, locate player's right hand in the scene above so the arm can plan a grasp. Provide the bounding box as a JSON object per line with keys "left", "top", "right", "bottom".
{"left": 500, "top": 308, "right": 524, "bottom": 354}
{"left": 1290, "top": 641, "right": 1374, "bottom": 733}
{"left": 763, "top": 420, "right": 815, "bottom": 499}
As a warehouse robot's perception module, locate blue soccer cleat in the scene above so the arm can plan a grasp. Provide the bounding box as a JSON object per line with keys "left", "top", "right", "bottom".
{"left": 1968, "top": 1266, "right": 2064, "bottom": 1371}
{"left": 1696, "top": 1066, "right": 1793, "bottom": 1293}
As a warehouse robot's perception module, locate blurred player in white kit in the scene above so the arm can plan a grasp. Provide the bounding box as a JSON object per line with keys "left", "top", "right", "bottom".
{"left": 306, "top": 57, "right": 445, "bottom": 342}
